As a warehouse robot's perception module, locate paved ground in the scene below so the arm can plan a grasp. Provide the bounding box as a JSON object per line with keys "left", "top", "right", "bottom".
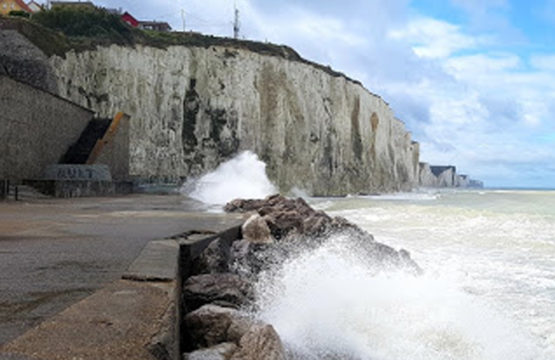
{"left": 2, "top": 280, "right": 176, "bottom": 360}
{"left": 0, "top": 194, "right": 242, "bottom": 346}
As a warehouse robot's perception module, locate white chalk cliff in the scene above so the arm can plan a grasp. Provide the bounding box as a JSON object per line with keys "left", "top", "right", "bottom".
{"left": 50, "top": 44, "right": 420, "bottom": 195}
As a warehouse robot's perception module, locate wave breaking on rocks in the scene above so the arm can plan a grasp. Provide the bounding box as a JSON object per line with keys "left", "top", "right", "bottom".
{"left": 182, "top": 195, "right": 420, "bottom": 360}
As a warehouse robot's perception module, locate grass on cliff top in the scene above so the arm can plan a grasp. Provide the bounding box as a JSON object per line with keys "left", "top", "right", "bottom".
{"left": 0, "top": 7, "right": 358, "bottom": 83}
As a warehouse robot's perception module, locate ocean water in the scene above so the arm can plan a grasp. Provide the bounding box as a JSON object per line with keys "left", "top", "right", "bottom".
{"left": 254, "top": 190, "right": 555, "bottom": 359}
{"left": 182, "top": 154, "right": 555, "bottom": 359}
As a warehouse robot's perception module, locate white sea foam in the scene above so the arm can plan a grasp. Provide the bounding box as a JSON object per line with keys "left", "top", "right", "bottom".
{"left": 182, "top": 151, "right": 277, "bottom": 205}
{"left": 254, "top": 235, "right": 544, "bottom": 360}
{"left": 362, "top": 191, "right": 440, "bottom": 201}
{"left": 311, "top": 190, "right": 555, "bottom": 358}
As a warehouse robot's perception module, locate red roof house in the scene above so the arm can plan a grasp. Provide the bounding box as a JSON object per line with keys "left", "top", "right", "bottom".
{"left": 121, "top": 11, "right": 139, "bottom": 27}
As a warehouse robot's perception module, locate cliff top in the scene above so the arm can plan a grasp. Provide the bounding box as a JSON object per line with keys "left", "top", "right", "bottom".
{"left": 0, "top": 11, "right": 362, "bottom": 86}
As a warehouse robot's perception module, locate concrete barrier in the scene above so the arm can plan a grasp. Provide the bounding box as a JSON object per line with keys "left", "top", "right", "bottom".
{"left": 0, "top": 223, "right": 242, "bottom": 360}
{"left": 44, "top": 164, "right": 112, "bottom": 181}
{"left": 23, "top": 179, "right": 116, "bottom": 198}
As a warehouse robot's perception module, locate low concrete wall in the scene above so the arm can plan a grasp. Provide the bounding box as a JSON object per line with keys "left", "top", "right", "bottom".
{"left": 0, "top": 74, "right": 94, "bottom": 180}
{"left": 120, "top": 225, "right": 241, "bottom": 359}
{"left": 44, "top": 164, "right": 112, "bottom": 181}
{"left": 23, "top": 179, "right": 116, "bottom": 198}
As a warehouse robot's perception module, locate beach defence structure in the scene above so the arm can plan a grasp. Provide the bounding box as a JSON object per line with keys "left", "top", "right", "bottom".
{"left": 0, "top": 70, "right": 134, "bottom": 198}
{"left": 0, "top": 73, "right": 94, "bottom": 181}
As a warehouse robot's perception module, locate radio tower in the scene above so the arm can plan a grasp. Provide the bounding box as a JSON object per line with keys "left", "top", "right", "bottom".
{"left": 181, "top": 9, "right": 186, "bottom": 32}
{"left": 233, "top": 4, "right": 240, "bottom": 39}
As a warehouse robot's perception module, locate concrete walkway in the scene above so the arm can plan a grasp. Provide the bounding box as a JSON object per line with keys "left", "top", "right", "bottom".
{"left": 0, "top": 194, "right": 242, "bottom": 353}
{"left": 2, "top": 280, "right": 175, "bottom": 360}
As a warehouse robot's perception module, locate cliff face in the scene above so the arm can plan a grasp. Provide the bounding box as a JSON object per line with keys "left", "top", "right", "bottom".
{"left": 49, "top": 44, "right": 419, "bottom": 195}
{"left": 419, "top": 163, "right": 483, "bottom": 188}
{"left": 419, "top": 163, "right": 438, "bottom": 188}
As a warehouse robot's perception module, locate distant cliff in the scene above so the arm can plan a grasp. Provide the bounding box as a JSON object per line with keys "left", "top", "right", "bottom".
{"left": 419, "top": 163, "right": 483, "bottom": 188}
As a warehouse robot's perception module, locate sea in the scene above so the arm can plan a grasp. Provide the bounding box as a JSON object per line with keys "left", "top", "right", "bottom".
{"left": 185, "top": 152, "right": 555, "bottom": 360}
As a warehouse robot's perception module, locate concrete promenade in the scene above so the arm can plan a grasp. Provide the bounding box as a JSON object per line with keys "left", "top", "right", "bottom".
{"left": 0, "top": 194, "right": 241, "bottom": 357}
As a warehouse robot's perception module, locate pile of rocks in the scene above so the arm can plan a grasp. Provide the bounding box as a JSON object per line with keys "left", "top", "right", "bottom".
{"left": 182, "top": 195, "right": 421, "bottom": 359}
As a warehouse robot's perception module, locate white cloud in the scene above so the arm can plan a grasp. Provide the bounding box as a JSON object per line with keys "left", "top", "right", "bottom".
{"left": 389, "top": 18, "right": 481, "bottom": 59}
{"left": 445, "top": 53, "right": 521, "bottom": 77}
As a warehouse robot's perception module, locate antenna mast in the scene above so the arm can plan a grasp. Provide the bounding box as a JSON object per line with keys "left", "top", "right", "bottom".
{"left": 181, "top": 9, "right": 186, "bottom": 32}
{"left": 233, "top": 3, "right": 240, "bottom": 39}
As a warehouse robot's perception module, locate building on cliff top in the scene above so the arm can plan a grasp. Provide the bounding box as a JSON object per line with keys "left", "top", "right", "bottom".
{"left": 50, "top": 1, "right": 95, "bottom": 10}
{"left": 138, "top": 20, "right": 171, "bottom": 32}
{"left": 0, "top": 0, "right": 32, "bottom": 15}
{"left": 121, "top": 11, "right": 138, "bottom": 27}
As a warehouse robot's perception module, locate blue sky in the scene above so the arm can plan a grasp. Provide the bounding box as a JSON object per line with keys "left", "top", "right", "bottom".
{"left": 39, "top": 0, "right": 555, "bottom": 188}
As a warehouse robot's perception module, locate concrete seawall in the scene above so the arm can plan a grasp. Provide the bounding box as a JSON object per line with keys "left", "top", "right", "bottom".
{"left": 0, "top": 195, "right": 242, "bottom": 360}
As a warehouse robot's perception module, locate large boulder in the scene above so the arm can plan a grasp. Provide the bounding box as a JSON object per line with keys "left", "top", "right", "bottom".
{"left": 184, "top": 305, "right": 257, "bottom": 349}
{"left": 185, "top": 305, "right": 238, "bottom": 348}
{"left": 229, "top": 239, "right": 289, "bottom": 280}
{"left": 241, "top": 214, "right": 274, "bottom": 244}
{"left": 230, "top": 324, "right": 286, "bottom": 360}
{"left": 191, "top": 238, "right": 232, "bottom": 275}
{"left": 183, "top": 273, "right": 252, "bottom": 311}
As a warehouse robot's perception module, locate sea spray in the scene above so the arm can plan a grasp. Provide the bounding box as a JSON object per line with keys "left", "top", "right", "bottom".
{"left": 252, "top": 235, "right": 543, "bottom": 360}
{"left": 182, "top": 151, "right": 277, "bottom": 205}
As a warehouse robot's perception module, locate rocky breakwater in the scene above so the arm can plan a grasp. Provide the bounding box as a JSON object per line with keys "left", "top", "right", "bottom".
{"left": 49, "top": 41, "right": 419, "bottom": 195}
{"left": 181, "top": 195, "right": 420, "bottom": 359}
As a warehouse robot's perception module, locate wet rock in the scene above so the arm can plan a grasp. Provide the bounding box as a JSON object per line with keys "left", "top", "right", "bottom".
{"left": 185, "top": 304, "right": 257, "bottom": 349}
{"left": 301, "top": 211, "right": 332, "bottom": 236}
{"left": 226, "top": 315, "right": 258, "bottom": 344}
{"left": 226, "top": 195, "right": 336, "bottom": 239}
{"left": 185, "top": 305, "right": 239, "bottom": 348}
{"left": 230, "top": 324, "right": 286, "bottom": 360}
{"left": 183, "top": 273, "right": 252, "bottom": 312}
{"left": 230, "top": 239, "right": 287, "bottom": 279}
{"left": 183, "top": 342, "right": 237, "bottom": 360}
{"left": 262, "top": 210, "right": 304, "bottom": 240}
{"left": 224, "top": 195, "right": 422, "bottom": 274}
{"left": 241, "top": 214, "right": 273, "bottom": 244}
{"left": 224, "top": 197, "right": 274, "bottom": 213}
{"left": 191, "top": 238, "right": 231, "bottom": 274}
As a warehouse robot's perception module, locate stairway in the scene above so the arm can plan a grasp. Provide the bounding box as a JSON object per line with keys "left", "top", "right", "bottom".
{"left": 61, "top": 118, "right": 112, "bottom": 164}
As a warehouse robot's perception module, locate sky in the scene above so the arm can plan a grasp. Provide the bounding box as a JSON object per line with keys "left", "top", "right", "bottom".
{"left": 40, "top": 0, "right": 555, "bottom": 188}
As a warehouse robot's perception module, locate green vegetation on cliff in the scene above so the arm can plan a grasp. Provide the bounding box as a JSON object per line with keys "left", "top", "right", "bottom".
{"left": 32, "top": 6, "right": 133, "bottom": 41}
{"left": 0, "top": 7, "right": 358, "bottom": 83}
